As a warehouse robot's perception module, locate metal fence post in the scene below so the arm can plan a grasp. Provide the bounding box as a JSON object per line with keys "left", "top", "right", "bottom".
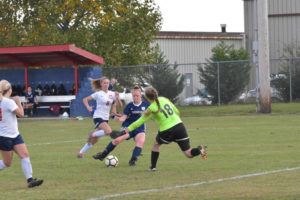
{"left": 289, "top": 59, "right": 292, "bottom": 103}
{"left": 217, "top": 62, "right": 221, "bottom": 106}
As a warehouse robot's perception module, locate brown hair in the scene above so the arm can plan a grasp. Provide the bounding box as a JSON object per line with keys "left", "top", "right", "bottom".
{"left": 132, "top": 85, "right": 142, "bottom": 93}
{"left": 145, "top": 87, "right": 160, "bottom": 114}
{"left": 89, "top": 77, "right": 108, "bottom": 92}
{"left": 0, "top": 80, "right": 11, "bottom": 101}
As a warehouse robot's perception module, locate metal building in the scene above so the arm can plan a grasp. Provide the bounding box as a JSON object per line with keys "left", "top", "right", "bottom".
{"left": 155, "top": 30, "right": 245, "bottom": 103}
{"left": 244, "top": 0, "right": 300, "bottom": 87}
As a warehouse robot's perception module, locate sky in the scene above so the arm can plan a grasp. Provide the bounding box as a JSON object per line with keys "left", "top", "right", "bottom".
{"left": 154, "top": 0, "right": 244, "bottom": 32}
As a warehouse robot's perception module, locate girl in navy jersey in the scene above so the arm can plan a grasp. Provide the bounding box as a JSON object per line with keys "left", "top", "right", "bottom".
{"left": 77, "top": 77, "right": 122, "bottom": 158}
{"left": 0, "top": 80, "right": 43, "bottom": 188}
{"left": 93, "top": 86, "right": 149, "bottom": 166}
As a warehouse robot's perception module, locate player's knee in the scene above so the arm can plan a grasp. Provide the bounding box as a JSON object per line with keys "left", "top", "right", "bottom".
{"left": 4, "top": 160, "right": 12, "bottom": 167}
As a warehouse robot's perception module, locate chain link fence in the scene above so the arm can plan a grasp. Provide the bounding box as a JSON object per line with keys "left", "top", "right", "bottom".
{"left": 101, "top": 57, "right": 300, "bottom": 106}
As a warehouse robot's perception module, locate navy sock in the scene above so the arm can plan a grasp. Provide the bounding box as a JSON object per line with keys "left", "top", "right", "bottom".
{"left": 131, "top": 146, "right": 142, "bottom": 160}
{"left": 104, "top": 142, "right": 116, "bottom": 154}
{"left": 191, "top": 148, "right": 201, "bottom": 157}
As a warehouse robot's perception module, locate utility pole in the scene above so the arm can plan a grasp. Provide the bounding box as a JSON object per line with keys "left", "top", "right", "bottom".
{"left": 257, "top": 0, "right": 271, "bottom": 113}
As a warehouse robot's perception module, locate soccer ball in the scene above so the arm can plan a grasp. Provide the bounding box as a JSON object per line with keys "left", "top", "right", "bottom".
{"left": 105, "top": 155, "right": 119, "bottom": 167}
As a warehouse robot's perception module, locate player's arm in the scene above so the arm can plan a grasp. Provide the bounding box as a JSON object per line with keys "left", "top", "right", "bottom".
{"left": 114, "top": 91, "right": 123, "bottom": 107}
{"left": 114, "top": 114, "right": 127, "bottom": 122}
{"left": 126, "top": 109, "right": 152, "bottom": 132}
{"left": 83, "top": 96, "right": 94, "bottom": 112}
{"left": 12, "top": 96, "right": 24, "bottom": 117}
{"left": 34, "top": 95, "right": 39, "bottom": 105}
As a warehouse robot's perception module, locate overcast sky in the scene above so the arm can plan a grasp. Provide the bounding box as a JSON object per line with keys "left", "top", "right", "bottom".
{"left": 155, "top": 0, "right": 244, "bottom": 32}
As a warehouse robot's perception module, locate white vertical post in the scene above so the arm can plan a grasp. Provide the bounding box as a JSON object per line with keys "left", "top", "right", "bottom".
{"left": 257, "top": 0, "right": 271, "bottom": 113}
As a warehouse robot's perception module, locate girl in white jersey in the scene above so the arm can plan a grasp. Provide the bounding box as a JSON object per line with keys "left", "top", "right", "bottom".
{"left": 0, "top": 80, "right": 43, "bottom": 188}
{"left": 77, "top": 77, "right": 122, "bottom": 158}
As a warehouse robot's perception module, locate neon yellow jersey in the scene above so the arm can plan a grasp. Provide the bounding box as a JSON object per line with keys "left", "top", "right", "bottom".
{"left": 128, "top": 97, "right": 182, "bottom": 132}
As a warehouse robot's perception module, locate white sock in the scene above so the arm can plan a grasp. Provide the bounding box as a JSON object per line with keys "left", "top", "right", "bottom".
{"left": 21, "top": 157, "right": 33, "bottom": 180}
{"left": 79, "top": 143, "right": 93, "bottom": 154}
{"left": 0, "top": 160, "right": 7, "bottom": 170}
{"left": 92, "top": 130, "right": 105, "bottom": 137}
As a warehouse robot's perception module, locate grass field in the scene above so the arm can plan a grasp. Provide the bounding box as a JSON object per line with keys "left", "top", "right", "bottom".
{"left": 1, "top": 103, "right": 300, "bottom": 200}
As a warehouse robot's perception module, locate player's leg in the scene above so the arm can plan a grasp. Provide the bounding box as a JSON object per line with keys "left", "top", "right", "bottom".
{"left": 93, "top": 133, "right": 130, "bottom": 161}
{"left": 149, "top": 139, "right": 161, "bottom": 171}
{"left": 129, "top": 132, "right": 145, "bottom": 166}
{"left": 13, "top": 142, "right": 43, "bottom": 188}
{"left": 0, "top": 150, "right": 13, "bottom": 169}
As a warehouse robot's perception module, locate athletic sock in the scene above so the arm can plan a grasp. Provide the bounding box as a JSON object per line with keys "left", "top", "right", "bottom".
{"left": 131, "top": 146, "right": 142, "bottom": 160}
{"left": 191, "top": 147, "right": 201, "bottom": 157}
{"left": 0, "top": 160, "right": 7, "bottom": 170}
{"left": 21, "top": 157, "right": 33, "bottom": 180}
{"left": 79, "top": 143, "right": 93, "bottom": 154}
{"left": 151, "top": 151, "right": 159, "bottom": 169}
{"left": 104, "top": 142, "right": 116, "bottom": 154}
{"left": 92, "top": 130, "right": 105, "bottom": 137}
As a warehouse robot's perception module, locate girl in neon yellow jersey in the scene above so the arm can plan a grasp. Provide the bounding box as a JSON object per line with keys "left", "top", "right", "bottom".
{"left": 123, "top": 87, "right": 207, "bottom": 171}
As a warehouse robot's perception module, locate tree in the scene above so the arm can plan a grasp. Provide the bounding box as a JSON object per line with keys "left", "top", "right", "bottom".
{"left": 271, "top": 44, "right": 300, "bottom": 101}
{"left": 0, "top": 0, "right": 162, "bottom": 66}
{"left": 150, "top": 50, "right": 185, "bottom": 103}
{"left": 198, "top": 41, "right": 251, "bottom": 104}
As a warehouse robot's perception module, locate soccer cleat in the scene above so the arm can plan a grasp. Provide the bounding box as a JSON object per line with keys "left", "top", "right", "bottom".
{"left": 148, "top": 167, "right": 156, "bottom": 172}
{"left": 77, "top": 152, "right": 84, "bottom": 158}
{"left": 87, "top": 131, "right": 94, "bottom": 145}
{"left": 110, "top": 130, "right": 126, "bottom": 139}
{"left": 128, "top": 158, "right": 137, "bottom": 166}
{"left": 198, "top": 145, "right": 207, "bottom": 160}
{"left": 27, "top": 178, "right": 43, "bottom": 188}
{"left": 92, "top": 152, "right": 108, "bottom": 161}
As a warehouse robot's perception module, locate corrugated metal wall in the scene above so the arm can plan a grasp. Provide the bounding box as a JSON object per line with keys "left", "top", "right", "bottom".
{"left": 244, "top": 0, "right": 300, "bottom": 88}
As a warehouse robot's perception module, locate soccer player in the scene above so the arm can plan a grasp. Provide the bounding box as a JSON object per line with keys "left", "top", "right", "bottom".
{"left": 123, "top": 87, "right": 207, "bottom": 171}
{"left": 77, "top": 77, "right": 122, "bottom": 158}
{"left": 0, "top": 80, "right": 43, "bottom": 188}
{"left": 93, "top": 86, "right": 149, "bottom": 166}
{"left": 23, "top": 86, "right": 38, "bottom": 117}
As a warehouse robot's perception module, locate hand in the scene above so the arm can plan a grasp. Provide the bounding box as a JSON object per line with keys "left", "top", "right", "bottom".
{"left": 125, "top": 128, "right": 130, "bottom": 134}
{"left": 115, "top": 91, "right": 119, "bottom": 99}
{"left": 87, "top": 106, "right": 93, "bottom": 112}
{"left": 12, "top": 96, "right": 21, "bottom": 105}
{"left": 114, "top": 116, "right": 120, "bottom": 121}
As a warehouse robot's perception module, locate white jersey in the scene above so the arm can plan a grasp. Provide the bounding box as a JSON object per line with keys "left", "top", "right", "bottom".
{"left": 91, "top": 90, "right": 116, "bottom": 120}
{"left": 0, "top": 97, "right": 19, "bottom": 138}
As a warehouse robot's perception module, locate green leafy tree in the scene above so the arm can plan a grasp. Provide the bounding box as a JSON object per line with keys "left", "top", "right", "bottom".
{"left": 0, "top": 0, "right": 162, "bottom": 66}
{"left": 271, "top": 44, "right": 300, "bottom": 101}
{"left": 150, "top": 50, "right": 185, "bottom": 103}
{"left": 198, "top": 41, "right": 251, "bottom": 104}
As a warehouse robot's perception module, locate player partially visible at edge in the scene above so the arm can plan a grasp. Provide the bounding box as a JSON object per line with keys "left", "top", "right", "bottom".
{"left": 0, "top": 80, "right": 43, "bottom": 188}
{"left": 93, "top": 85, "right": 149, "bottom": 166}
{"left": 124, "top": 87, "right": 207, "bottom": 171}
{"left": 77, "top": 77, "right": 122, "bottom": 158}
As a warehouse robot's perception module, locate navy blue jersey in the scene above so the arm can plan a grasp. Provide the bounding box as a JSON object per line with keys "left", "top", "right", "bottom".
{"left": 25, "top": 92, "right": 36, "bottom": 104}
{"left": 122, "top": 101, "right": 150, "bottom": 132}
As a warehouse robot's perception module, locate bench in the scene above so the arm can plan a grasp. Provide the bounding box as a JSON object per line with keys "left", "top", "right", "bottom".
{"left": 20, "top": 95, "right": 76, "bottom": 109}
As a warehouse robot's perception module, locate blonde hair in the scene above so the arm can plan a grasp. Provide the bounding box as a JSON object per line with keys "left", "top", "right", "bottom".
{"left": 144, "top": 87, "right": 160, "bottom": 114}
{"left": 0, "top": 80, "right": 11, "bottom": 101}
{"left": 89, "top": 77, "right": 108, "bottom": 92}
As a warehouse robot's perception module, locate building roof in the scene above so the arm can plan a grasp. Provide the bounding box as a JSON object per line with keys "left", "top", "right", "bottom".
{"left": 0, "top": 44, "right": 104, "bottom": 68}
{"left": 157, "top": 31, "right": 244, "bottom": 40}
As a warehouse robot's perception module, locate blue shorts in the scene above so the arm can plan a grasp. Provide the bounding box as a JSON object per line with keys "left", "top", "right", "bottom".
{"left": 93, "top": 118, "right": 109, "bottom": 129}
{"left": 0, "top": 135, "right": 25, "bottom": 151}
{"left": 122, "top": 127, "right": 145, "bottom": 139}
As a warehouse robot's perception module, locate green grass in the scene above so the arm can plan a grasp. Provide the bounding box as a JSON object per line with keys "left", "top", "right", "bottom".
{"left": 1, "top": 103, "right": 300, "bottom": 200}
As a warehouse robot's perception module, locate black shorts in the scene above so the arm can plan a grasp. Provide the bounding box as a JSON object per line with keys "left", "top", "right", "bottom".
{"left": 0, "top": 135, "right": 25, "bottom": 151}
{"left": 156, "top": 123, "right": 190, "bottom": 151}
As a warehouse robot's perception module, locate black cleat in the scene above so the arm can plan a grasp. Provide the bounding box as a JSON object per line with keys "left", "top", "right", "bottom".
{"left": 110, "top": 130, "right": 126, "bottom": 139}
{"left": 27, "top": 178, "right": 43, "bottom": 188}
{"left": 92, "top": 152, "right": 108, "bottom": 161}
{"left": 128, "top": 158, "right": 137, "bottom": 166}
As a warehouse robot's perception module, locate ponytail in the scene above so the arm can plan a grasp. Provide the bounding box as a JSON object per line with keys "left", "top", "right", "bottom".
{"left": 145, "top": 87, "right": 160, "bottom": 114}
{"left": 89, "top": 77, "right": 102, "bottom": 92}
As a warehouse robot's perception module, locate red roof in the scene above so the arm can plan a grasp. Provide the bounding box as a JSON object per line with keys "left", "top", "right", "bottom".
{"left": 0, "top": 44, "right": 104, "bottom": 68}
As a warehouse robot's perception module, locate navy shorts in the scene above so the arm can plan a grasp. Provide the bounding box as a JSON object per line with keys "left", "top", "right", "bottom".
{"left": 122, "top": 127, "right": 145, "bottom": 139}
{"left": 0, "top": 135, "right": 25, "bottom": 151}
{"left": 156, "top": 123, "right": 190, "bottom": 151}
{"left": 93, "top": 118, "right": 109, "bottom": 129}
